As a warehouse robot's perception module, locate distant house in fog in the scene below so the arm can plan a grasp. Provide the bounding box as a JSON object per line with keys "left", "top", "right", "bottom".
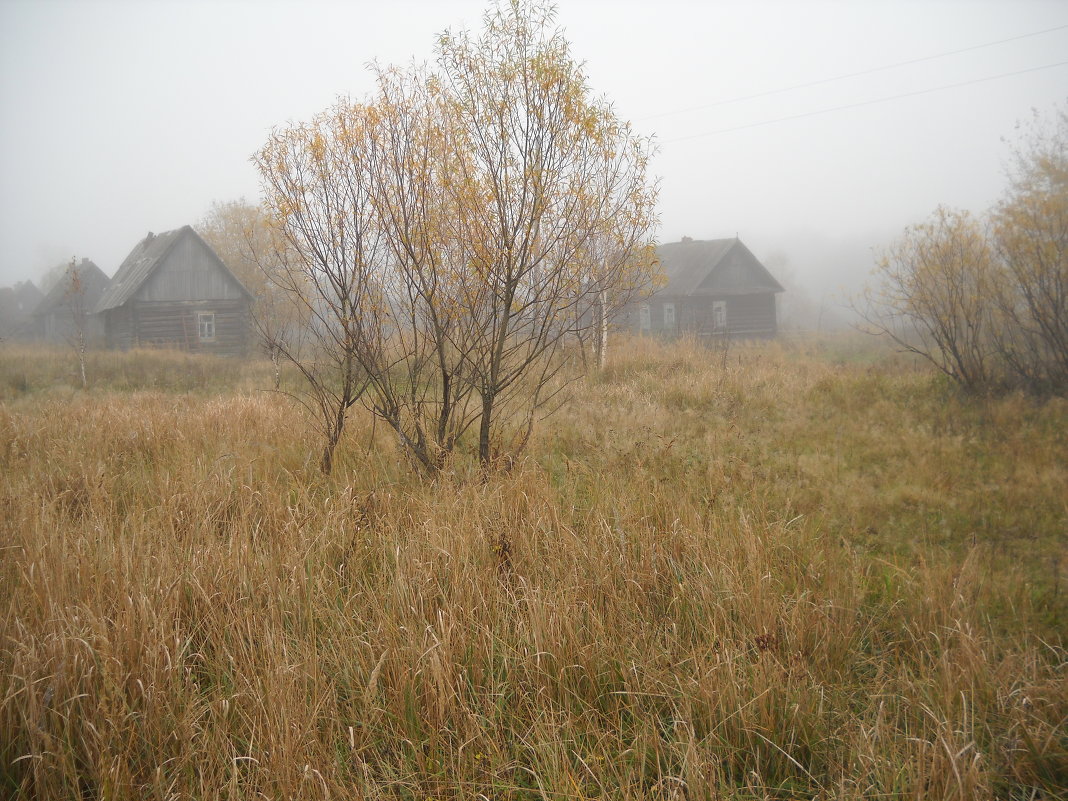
{"left": 626, "top": 237, "right": 784, "bottom": 338}
{"left": 0, "top": 280, "right": 44, "bottom": 341}
{"left": 33, "top": 259, "right": 110, "bottom": 344}
{"left": 94, "top": 226, "right": 253, "bottom": 355}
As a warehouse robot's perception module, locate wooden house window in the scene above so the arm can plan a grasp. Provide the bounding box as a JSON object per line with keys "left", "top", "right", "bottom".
{"left": 639, "top": 303, "right": 651, "bottom": 331}
{"left": 197, "top": 312, "right": 216, "bottom": 342}
{"left": 712, "top": 301, "right": 726, "bottom": 331}
{"left": 663, "top": 303, "right": 676, "bottom": 330}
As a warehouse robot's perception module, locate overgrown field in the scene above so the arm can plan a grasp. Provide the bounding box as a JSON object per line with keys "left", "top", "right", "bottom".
{"left": 1, "top": 337, "right": 1065, "bottom": 800}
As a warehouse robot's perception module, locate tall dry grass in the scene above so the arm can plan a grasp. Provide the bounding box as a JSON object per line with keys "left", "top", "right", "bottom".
{"left": 0, "top": 337, "right": 1065, "bottom": 799}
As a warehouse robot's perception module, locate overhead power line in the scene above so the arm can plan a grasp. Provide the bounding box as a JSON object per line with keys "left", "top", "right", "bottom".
{"left": 663, "top": 59, "right": 1068, "bottom": 143}
{"left": 640, "top": 22, "right": 1068, "bottom": 122}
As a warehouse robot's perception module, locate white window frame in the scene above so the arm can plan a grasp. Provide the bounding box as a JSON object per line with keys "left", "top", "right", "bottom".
{"left": 639, "top": 303, "right": 651, "bottom": 331}
{"left": 663, "top": 302, "right": 676, "bottom": 331}
{"left": 197, "top": 311, "right": 216, "bottom": 342}
{"left": 712, "top": 301, "right": 727, "bottom": 331}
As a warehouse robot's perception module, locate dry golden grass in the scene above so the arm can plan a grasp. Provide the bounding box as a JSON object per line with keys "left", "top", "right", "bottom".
{"left": 1, "top": 338, "right": 1065, "bottom": 799}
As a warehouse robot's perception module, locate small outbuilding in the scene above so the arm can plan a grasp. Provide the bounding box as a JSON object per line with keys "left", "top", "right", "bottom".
{"left": 95, "top": 226, "right": 253, "bottom": 355}
{"left": 628, "top": 237, "right": 784, "bottom": 339}
{"left": 33, "top": 259, "right": 110, "bottom": 344}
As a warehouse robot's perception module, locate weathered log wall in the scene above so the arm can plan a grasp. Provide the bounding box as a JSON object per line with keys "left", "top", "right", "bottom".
{"left": 103, "top": 299, "right": 250, "bottom": 356}
{"left": 625, "top": 292, "right": 778, "bottom": 339}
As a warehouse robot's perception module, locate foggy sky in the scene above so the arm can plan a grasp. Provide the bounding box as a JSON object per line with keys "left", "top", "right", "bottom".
{"left": 1, "top": 0, "right": 1066, "bottom": 302}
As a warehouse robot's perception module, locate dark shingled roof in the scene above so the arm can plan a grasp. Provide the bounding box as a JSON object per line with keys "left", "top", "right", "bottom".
{"left": 95, "top": 225, "right": 252, "bottom": 313}
{"left": 657, "top": 238, "right": 784, "bottom": 297}
{"left": 34, "top": 259, "right": 111, "bottom": 315}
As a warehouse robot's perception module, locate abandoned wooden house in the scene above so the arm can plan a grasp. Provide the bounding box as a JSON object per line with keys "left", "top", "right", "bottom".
{"left": 0, "top": 280, "right": 44, "bottom": 341}
{"left": 33, "top": 259, "right": 110, "bottom": 344}
{"left": 95, "top": 226, "right": 253, "bottom": 355}
{"left": 628, "top": 237, "right": 784, "bottom": 338}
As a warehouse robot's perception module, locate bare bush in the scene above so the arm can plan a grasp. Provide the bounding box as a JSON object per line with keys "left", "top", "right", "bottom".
{"left": 990, "top": 105, "right": 1068, "bottom": 393}
{"left": 860, "top": 103, "right": 1067, "bottom": 395}
{"left": 858, "top": 206, "right": 997, "bottom": 391}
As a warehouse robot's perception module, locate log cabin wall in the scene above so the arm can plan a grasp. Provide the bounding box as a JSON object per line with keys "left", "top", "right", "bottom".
{"left": 117, "top": 299, "right": 250, "bottom": 356}
{"left": 40, "top": 309, "right": 106, "bottom": 344}
{"left": 628, "top": 292, "right": 778, "bottom": 339}
{"left": 102, "top": 306, "right": 134, "bottom": 350}
{"left": 720, "top": 293, "right": 777, "bottom": 337}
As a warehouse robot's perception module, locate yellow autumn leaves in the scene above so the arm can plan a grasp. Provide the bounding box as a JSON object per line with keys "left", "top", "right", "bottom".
{"left": 251, "top": 0, "right": 659, "bottom": 471}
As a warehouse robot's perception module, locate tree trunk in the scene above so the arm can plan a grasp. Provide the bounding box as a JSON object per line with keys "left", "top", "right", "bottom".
{"left": 478, "top": 392, "right": 494, "bottom": 466}
{"left": 77, "top": 336, "right": 87, "bottom": 390}
{"left": 320, "top": 405, "right": 346, "bottom": 474}
{"left": 593, "top": 290, "right": 608, "bottom": 370}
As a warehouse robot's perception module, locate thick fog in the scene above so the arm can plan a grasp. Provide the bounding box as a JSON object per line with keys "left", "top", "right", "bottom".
{"left": 1, "top": 0, "right": 1065, "bottom": 317}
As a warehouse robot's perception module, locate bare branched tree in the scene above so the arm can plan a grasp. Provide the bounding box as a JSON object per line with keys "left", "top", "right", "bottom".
{"left": 255, "top": 113, "right": 384, "bottom": 474}
{"left": 253, "top": 0, "right": 659, "bottom": 473}
{"left": 433, "top": 2, "right": 659, "bottom": 463}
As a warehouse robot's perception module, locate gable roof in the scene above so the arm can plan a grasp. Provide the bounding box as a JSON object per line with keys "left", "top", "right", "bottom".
{"left": 657, "top": 238, "right": 784, "bottom": 297}
{"left": 95, "top": 225, "right": 253, "bottom": 313}
{"left": 13, "top": 281, "right": 43, "bottom": 314}
{"left": 34, "top": 259, "right": 111, "bottom": 315}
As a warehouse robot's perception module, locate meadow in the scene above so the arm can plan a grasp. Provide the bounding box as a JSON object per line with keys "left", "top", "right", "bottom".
{"left": 1, "top": 336, "right": 1065, "bottom": 800}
